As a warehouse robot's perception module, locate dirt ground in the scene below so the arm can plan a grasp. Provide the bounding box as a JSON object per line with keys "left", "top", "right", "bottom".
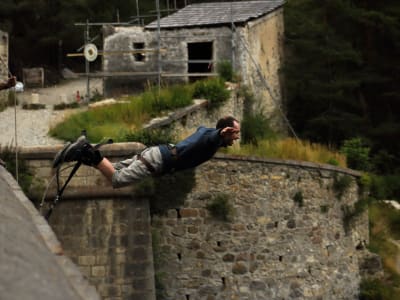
{"left": 0, "top": 78, "right": 104, "bottom": 147}
{"left": 18, "top": 78, "right": 103, "bottom": 105}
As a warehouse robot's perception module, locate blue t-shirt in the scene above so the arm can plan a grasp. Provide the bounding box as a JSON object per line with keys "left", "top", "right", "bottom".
{"left": 159, "top": 126, "right": 225, "bottom": 172}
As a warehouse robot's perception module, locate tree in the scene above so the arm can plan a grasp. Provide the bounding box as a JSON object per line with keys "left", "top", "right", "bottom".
{"left": 283, "top": 0, "right": 400, "bottom": 173}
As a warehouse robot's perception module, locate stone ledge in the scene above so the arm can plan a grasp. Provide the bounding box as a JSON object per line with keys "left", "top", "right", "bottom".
{"left": 19, "top": 142, "right": 360, "bottom": 177}
{"left": 34, "top": 185, "right": 137, "bottom": 201}
{"left": 214, "top": 153, "right": 361, "bottom": 177}
{"left": 0, "top": 166, "right": 101, "bottom": 300}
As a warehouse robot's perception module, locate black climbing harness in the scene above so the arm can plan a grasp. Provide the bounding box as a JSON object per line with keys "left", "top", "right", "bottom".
{"left": 40, "top": 131, "right": 113, "bottom": 220}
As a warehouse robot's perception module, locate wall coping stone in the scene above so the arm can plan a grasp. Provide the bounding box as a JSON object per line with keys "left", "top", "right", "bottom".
{"left": 0, "top": 165, "right": 100, "bottom": 300}
{"left": 20, "top": 142, "right": 360, "bottom": 183}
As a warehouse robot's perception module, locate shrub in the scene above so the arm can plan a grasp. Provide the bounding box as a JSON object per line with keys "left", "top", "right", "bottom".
{"left": 206, "top": 193, "right": 234, "bottom": 221}
{"left": 216, "top": 60, "right": 234, "bottom": 82}
{"left": 193, "top": 78, "right": 230, "bottom": 109}
{"left": 0, "top": 145, "right": 33, "bottom": 195}
{"left": 359, "top": 278, "right": 396, "bottom": 300}
{"left": 241, "top": 112, "right": 276, "bottom": 146}
{"left": 340, "top": 138, "right": 371, "bottom": 171}
{"left": 53, "top": 102, "right": 79, "bottom": 110}
{"left": 333, "top": 174, "right": 352, "bottom": 200}
{"left": 22, "top": 103, "right": 46, "bottom": 110}
{"left": 293, "top": 191, "right": 304, "bottom": 207}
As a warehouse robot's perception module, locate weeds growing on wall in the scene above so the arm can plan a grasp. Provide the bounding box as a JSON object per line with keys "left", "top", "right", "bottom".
{"left": 193, "top": 78, "right": 230, "bottom": 109}
{"left": 206, "top": 193, "right": 234, "bottom": 222}
{"left": 216, "top": 60, "right": 234, "bottom": 82}
{"left": 333, "top": 174, "right": 352, "bottom": 200}
{"left": 293, "top": 191, "right": 304, "bottom": 207}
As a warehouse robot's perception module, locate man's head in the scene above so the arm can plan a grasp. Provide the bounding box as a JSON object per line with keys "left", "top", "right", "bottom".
{"left": 216, "top": 116, "right": 240, "bottom": 146}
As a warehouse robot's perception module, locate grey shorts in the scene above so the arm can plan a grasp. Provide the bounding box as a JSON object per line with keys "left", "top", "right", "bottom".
{"left": 111, "top": 146, "right": 163, "bottom": 188}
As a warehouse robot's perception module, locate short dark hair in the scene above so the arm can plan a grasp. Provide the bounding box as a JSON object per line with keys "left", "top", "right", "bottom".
{"left": 216, "top": 116, "right": 238, "bottom": 129}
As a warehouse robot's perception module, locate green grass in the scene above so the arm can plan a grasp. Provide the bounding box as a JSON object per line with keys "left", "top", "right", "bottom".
{"left": 366, "top": 202, "right": 400, "bottom": 299}
{"left": 49, "top": 83, "right": 194, "bottom": 143}
{"left": 224, "top": 138, "right": 347, "bottom": 167}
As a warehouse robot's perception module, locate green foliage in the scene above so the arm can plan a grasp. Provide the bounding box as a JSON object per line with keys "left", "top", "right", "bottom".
{"left": 53, "top": 102, "right": 80, "bottom": 110}
{"left": 241, "top": 112, "right": 277, "bottom": 146}
{"left": 50, "top": 84, "right": 193, "bottom": 143}
{"left": 206, "top": 193, "right": 234, "bottom": 222}
{"left": 0, "top": 145, "right": 33, "bottom": 195}
{"left": 216, "top": 60, "right": 234, "bottom": 82}
{"left": 358, "top": 172, "right": 372, "bottom": 196}
{"left": 125, "top": 128, "right": 175, "bottom": 146}
{"left": 22, "top": 103, "right": 46, "bottom": 110}
{"left": 369, "top": 174, "right": 400, "bottom": 201}
{"left": 340, "top": 138, "right": 371, "bottom": 171}
{"left": 333, "top": 174, "right": 352, "bottom": 200}
{"left": 367, "top": 202, "right": 400, "bottom": 297}
{"left": 341, "top": 198, "right": 368, "bottom": 234}
{"left": 293, "top": 191, "right": 304, "bottom": 207}
{"left": 359, "top": 278, "right": 397, "bottom": 300}
{"left": 284, "top": 0, "right": 400, "bottom": 174}
{"left": 193, "top": 78, "right": 230, "bottom": 109}
{"left": 238, "top": 85, "right": 277, "bottom": 146}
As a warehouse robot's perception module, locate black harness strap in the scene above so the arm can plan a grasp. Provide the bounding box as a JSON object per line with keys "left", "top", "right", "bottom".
{"left": 44, "top": 137, "right": 113, "bottom": 221}
{"left": 45, "top": 161, "right": 82, "bottom": 220}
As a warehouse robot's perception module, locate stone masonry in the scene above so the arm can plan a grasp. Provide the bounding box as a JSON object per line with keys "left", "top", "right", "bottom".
{"left": 19, "top": 143, "right": 367, "bottom": 300}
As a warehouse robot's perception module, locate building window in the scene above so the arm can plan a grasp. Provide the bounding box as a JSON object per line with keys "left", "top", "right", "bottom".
{"left": 133, "top": 42, "right": 145, "bottom": 62}
{"left": 187, "top": 41, "right": 213, "bottom": 82}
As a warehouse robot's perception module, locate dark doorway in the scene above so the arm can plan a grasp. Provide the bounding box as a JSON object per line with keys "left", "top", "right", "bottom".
{"left": 187, "top": 42, "right": 213, "bottom": 81}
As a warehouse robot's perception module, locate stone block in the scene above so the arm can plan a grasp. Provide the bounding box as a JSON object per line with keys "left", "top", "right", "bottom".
{"left": 79, "top": 255, "right": 96, "bottom": 266}
{"left": 92, "top": 266, "right": 106, "bottom": 277}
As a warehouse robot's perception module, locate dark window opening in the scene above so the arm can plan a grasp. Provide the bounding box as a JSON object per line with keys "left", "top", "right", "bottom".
{"left": 187, "top": 41, "right": 213, "bottom": 82}
{"left": 133, "top": 42, "right": 145, "bottom": 62}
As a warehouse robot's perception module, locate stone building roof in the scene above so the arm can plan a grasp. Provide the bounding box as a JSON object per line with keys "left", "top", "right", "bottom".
{"left": 146, "top": 0, "right": 285, "bottom": 29}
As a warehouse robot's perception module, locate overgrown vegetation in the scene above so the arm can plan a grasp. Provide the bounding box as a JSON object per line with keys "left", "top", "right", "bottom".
{"left": 293, "top": 191, "right": 304, "bottom": 207}
{"left": 206, "top": 193, "right": 234, "bottom": 222}
{"left": 225, "top": 138, "right": 346, "bottom": 167}
{"left": 0, "top": 145, "right": 33, "bottom": 195}
{"left": 49, "top": 83, "right": 194, "bottom": 142}
{"left": 193, "top": 78, "right": 230, "bottom": 109}
{"left": 333, "top": 174, "right": 353, "bottom": 200}
{"left": 365, "top": 202, "right": 400, "bottom": 299}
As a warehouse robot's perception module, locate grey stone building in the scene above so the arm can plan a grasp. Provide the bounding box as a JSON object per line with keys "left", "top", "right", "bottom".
{"left": 102, "top": 0, "right": 285, "bottom": 125}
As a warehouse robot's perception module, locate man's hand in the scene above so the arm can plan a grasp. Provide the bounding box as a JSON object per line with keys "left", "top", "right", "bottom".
{"left": 220, "top": 127, "right": 239, "bottom": 137}
{"left": 7, "top": 76, "right": 16, "bottom": 88}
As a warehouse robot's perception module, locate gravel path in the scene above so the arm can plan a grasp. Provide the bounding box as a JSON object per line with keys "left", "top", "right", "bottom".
{"left": 0, "top": 106, "right": 66, "bottom": 147}
{"left": 0, "top": 78, "right": 102, "bottom": 148}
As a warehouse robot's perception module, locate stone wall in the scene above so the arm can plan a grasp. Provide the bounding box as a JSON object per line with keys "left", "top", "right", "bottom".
{"left": 0, "top": 30, "right": 10, "bottom": 107}
{"left": 235, "top": 8, "right": 285, "bottom": 130}
{"left": 21, "top": 143, "right": 367, "bottom": 300}
{"left": 22, "top": 143, "right": 156, "bottom": 300}
{"left": 151, "top": 155, "right": 367, "bottom": 300}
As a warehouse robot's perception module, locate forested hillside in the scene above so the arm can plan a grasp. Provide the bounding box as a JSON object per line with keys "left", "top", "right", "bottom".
{"left": 284, "top": 0, "right": 400, "bottom": 181}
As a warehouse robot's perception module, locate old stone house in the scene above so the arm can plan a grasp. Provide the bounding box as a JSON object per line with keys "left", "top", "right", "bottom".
{"left": 103, "top": 0, "right": 285, "bottom": 126}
